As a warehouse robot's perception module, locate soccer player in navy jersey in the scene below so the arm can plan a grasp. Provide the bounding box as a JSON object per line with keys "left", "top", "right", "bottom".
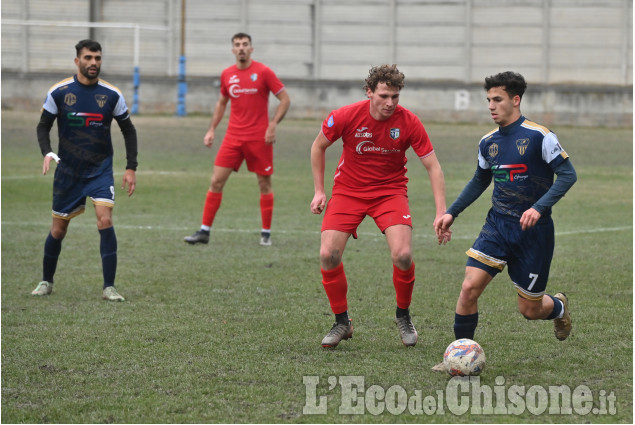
{"left": 310, "top": 64, "right": 448, "bottom": 348}
{"left": 32, "top": 39, "right": 138, "bottom": 301}
{"left": 432, "top": 71, "right": 577, "bottom": 370}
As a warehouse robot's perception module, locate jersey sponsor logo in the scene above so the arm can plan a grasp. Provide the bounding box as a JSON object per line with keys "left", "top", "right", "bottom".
{"left": 228, "top": 84, "right": 258, "bottom": 98}
{"left": 229, "top": 75, "right": 240, "bottom": 84}
{"left": 64, "top": 93, "right": 77, "bottom": 106}
{"left": 327, "top": 115, "right": 335, "bottom": 127}
{"left": 355, "top": 140, "right": 401, "bottom": 155}
{"left": 403, "top": 214, "right": 411, "bottom": 219}
{"left": 488, "top": 143, "right": 498, "bottom": 158}
{"left": 491, "top": 164, "right": 528, "bottom": 182}
{"left": 95, "top": 94, "right": 108, "bottom": 108}
{"left": 250, "top": 73, "right": 258, "bottom": 81}
{"left": 516, "top": 138, "right": 530, "bottom": 155}
{"left": 355, "top": 132, "right": 372, "bottom": 138}
{"left": 390, "top": 128, "right": 400, "bottom": 140}
{"left": 356, "top": 127, "right": 368, "bottom": 132}
{"left": 67, "top": 112, "right": 104, "bottom": 127}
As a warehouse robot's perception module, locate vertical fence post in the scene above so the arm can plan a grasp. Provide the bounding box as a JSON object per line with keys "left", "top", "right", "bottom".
{"left": 131, "top": 24, "right": 140, "bottom": 115}
{"left": 176, "top": 0, "right": 187, "bottom": 116}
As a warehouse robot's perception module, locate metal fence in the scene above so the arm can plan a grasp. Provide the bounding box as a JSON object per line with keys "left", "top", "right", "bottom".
{"left": 2, "top": 0, "right": 632, "bottom": 85}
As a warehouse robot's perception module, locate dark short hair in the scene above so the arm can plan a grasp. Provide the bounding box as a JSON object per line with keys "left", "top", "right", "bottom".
{"left": 75, "top": 39, "right": 102, "bottom": 57}
{"left": 363, "top": 64, "right": 405, "bottom": 92}
{"left": 231, "top": 32, "right": 252, "bottom": 43}
{"left": 484, "top": 71, "right": 527, "bottom": 99}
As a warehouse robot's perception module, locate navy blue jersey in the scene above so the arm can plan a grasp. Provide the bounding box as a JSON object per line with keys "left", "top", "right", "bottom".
{"left": 477, "top": 116, "right": 569, "bottom": 218}
{"left": 42, "top": 75, "right": 130, "bottom": 178}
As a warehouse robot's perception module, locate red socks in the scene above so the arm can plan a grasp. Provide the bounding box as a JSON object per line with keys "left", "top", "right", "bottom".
{"left": 202, "top": 191, "right": 223, "bottom": 227}
{"left": 393, "top": 262, "right": 415, "bottom": 310}
{"left": 260, "top": 193, "right": 274, "bottom": 230}
{"left": 321, "top": 263, "right": 348, "bottom": 314}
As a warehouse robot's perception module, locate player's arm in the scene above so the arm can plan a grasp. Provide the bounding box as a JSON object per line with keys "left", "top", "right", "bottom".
{"left": 310, "top": 131, "right": 333, "bottom": 214}
{"left": 37, "top": 110, "right": 58, "bottom": 175}
{"left": 419, "top": 152, "right": 450, "bottom": 244}
{"left": 204, "top": 95, "right": 230, "bottom": 148}
{"left": 265, "top": 89, "right": 291, "bottom": 145}
{"left": 436, "top": 165, "right": 492, "bottom": 239}
{"left": 116, "top": 114, "right": 138, "bottom": 196}
{"left": 520, "top": 159, "right": 577, "bottom": 230}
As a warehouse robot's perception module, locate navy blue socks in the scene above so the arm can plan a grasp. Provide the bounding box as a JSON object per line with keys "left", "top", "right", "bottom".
{"left": 99, "top": 227, "right": 117, "bottom": 288}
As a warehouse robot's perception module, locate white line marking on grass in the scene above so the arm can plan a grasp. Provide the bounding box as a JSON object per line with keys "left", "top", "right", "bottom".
{"left": 2, "top": 170, "right": 295, "bottom": 180}
{"left": 3, "top": 221, "right": 631, "bottom": 240}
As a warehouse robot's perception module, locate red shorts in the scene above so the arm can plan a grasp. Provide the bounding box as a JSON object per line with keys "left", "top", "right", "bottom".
{"left": 321, "top": 194, "right": 412, "bottom": 239}
{"left": 214, "top": 135, "right": 273, "bottom": 175}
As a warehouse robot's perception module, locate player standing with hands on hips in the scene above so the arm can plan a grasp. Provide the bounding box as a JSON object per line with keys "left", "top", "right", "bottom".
{"left": 432, "top": 71, "right": 577, "bottom": 370}
{"left": 184, "top": 32, "right": 290, "bottom": 247}
{"left": 310, "top": 64, "right": 449, "bottom": 348}
{"left": 32, "top": 39, "right": 138, "bottom": 301}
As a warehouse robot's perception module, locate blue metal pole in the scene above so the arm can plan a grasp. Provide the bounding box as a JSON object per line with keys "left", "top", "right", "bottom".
{"left": 131, "top": 65, "right": 140, "bottom": 115}
{"left": 176, "top": 55, "right": 187, "bottom": 116}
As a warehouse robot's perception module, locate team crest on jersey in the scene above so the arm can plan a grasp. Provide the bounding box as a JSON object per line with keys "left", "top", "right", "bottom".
{"left": 516, "top": 138, "right": 530, "bottom": 155}
{"left": 95, "top": 94, "right": 108, "bottom": 108}
{"left": 488, "top": 143, "right": 498, "bottom": 158}
{"left": 390, "top": 128, "right": 400, "bottom": 140}
{"left": 251, "top": 73, "right": 258, "bottom": 81}
{"left": 64, "top": 93, "right": 77, "bottom": 106}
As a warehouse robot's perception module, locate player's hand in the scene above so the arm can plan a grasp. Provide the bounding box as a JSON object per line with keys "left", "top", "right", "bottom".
{"left": 203, "top": 130, "right": 214, "bottom": 148}
{"left": 265, "top": 124, "right": 276, "bottom": 145}
{"left": 434, "top": 213, "right": 454, "bottom": 245}
{"left": 122, "top": 169, "right": 136, "bottom": 196}
{"left": 520, "top": 208, "right": 541, "bottom": 231}
{"left": 310, "top": 193, "right": 326, "bottom": 215}
{"left": 42, "top": 152, "right": 60, "bottom": 175}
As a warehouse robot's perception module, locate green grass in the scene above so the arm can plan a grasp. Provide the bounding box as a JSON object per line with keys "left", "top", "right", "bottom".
{"left": 1, "top": 110, "right": 632, "bottom": 423}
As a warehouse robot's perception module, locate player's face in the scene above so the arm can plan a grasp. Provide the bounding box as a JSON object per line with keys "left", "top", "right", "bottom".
{"left": 367, "top": 83, "right": 400, "bottom": 121}
{"left": 75, "top": 48, "right": 102, "bottom": 82}
{"left": 232, "top": 37, "right": 253, "bottom": 64}
{"left": 486, "top": 86, "right": 520, "bottom": 127}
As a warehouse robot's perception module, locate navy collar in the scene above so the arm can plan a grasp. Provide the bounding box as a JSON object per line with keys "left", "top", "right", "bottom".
{"left": 498, "top": 115, "right": 525, "bottom": 135}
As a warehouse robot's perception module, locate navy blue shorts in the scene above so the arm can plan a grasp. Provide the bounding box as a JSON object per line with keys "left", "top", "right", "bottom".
{"left": 52, "top": 168, "right": 115, "bottom": 220}
{"left": 466, "top": 209, "right": 554, "bottom": 300}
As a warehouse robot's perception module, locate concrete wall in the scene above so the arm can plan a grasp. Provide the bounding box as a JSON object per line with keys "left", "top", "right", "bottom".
{"left": 2, "top": 0, "right": 632, "bottom": 85}
{"left": 3, "top": 71, "right": 631, "bottom": 127}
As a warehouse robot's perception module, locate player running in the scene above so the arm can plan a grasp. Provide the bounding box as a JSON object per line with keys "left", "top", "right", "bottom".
{"left": 432, "top": 71, "right": 577, "bottom": 370}
{"left": 310, "top": 64, "right": 449, "bottom": 348}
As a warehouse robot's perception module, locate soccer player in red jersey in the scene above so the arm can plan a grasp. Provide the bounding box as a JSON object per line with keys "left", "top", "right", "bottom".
{"left": 185, "top": 33, "right": 290, "bottom": 246}
{"left": 310, "top": 64, "right": 450, "bottom": 348}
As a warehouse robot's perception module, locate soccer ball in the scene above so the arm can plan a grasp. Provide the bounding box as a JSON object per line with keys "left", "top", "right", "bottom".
{"left": 443, "top": 338, "right": 486, "bottom": 376}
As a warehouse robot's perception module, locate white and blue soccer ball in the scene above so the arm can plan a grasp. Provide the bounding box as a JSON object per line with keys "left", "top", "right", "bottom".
{"left": 443, "top": 338, "right": 486, "bottom": 376}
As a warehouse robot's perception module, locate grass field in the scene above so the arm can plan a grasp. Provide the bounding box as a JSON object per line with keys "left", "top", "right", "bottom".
{"left": 1, "top": 109, "right": 632, "bottom": 423}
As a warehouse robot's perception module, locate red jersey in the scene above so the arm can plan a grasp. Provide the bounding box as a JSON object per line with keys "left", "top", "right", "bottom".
{"left": 220, "top": 60, "right": 285, "bottom": 139}
{"left": 321, "top": 100, "right": 434, "bottom": 199}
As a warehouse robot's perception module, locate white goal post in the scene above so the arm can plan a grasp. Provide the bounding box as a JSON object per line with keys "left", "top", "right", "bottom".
{"left": 1, "top": 19, "right": 171, "bottom": 115}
